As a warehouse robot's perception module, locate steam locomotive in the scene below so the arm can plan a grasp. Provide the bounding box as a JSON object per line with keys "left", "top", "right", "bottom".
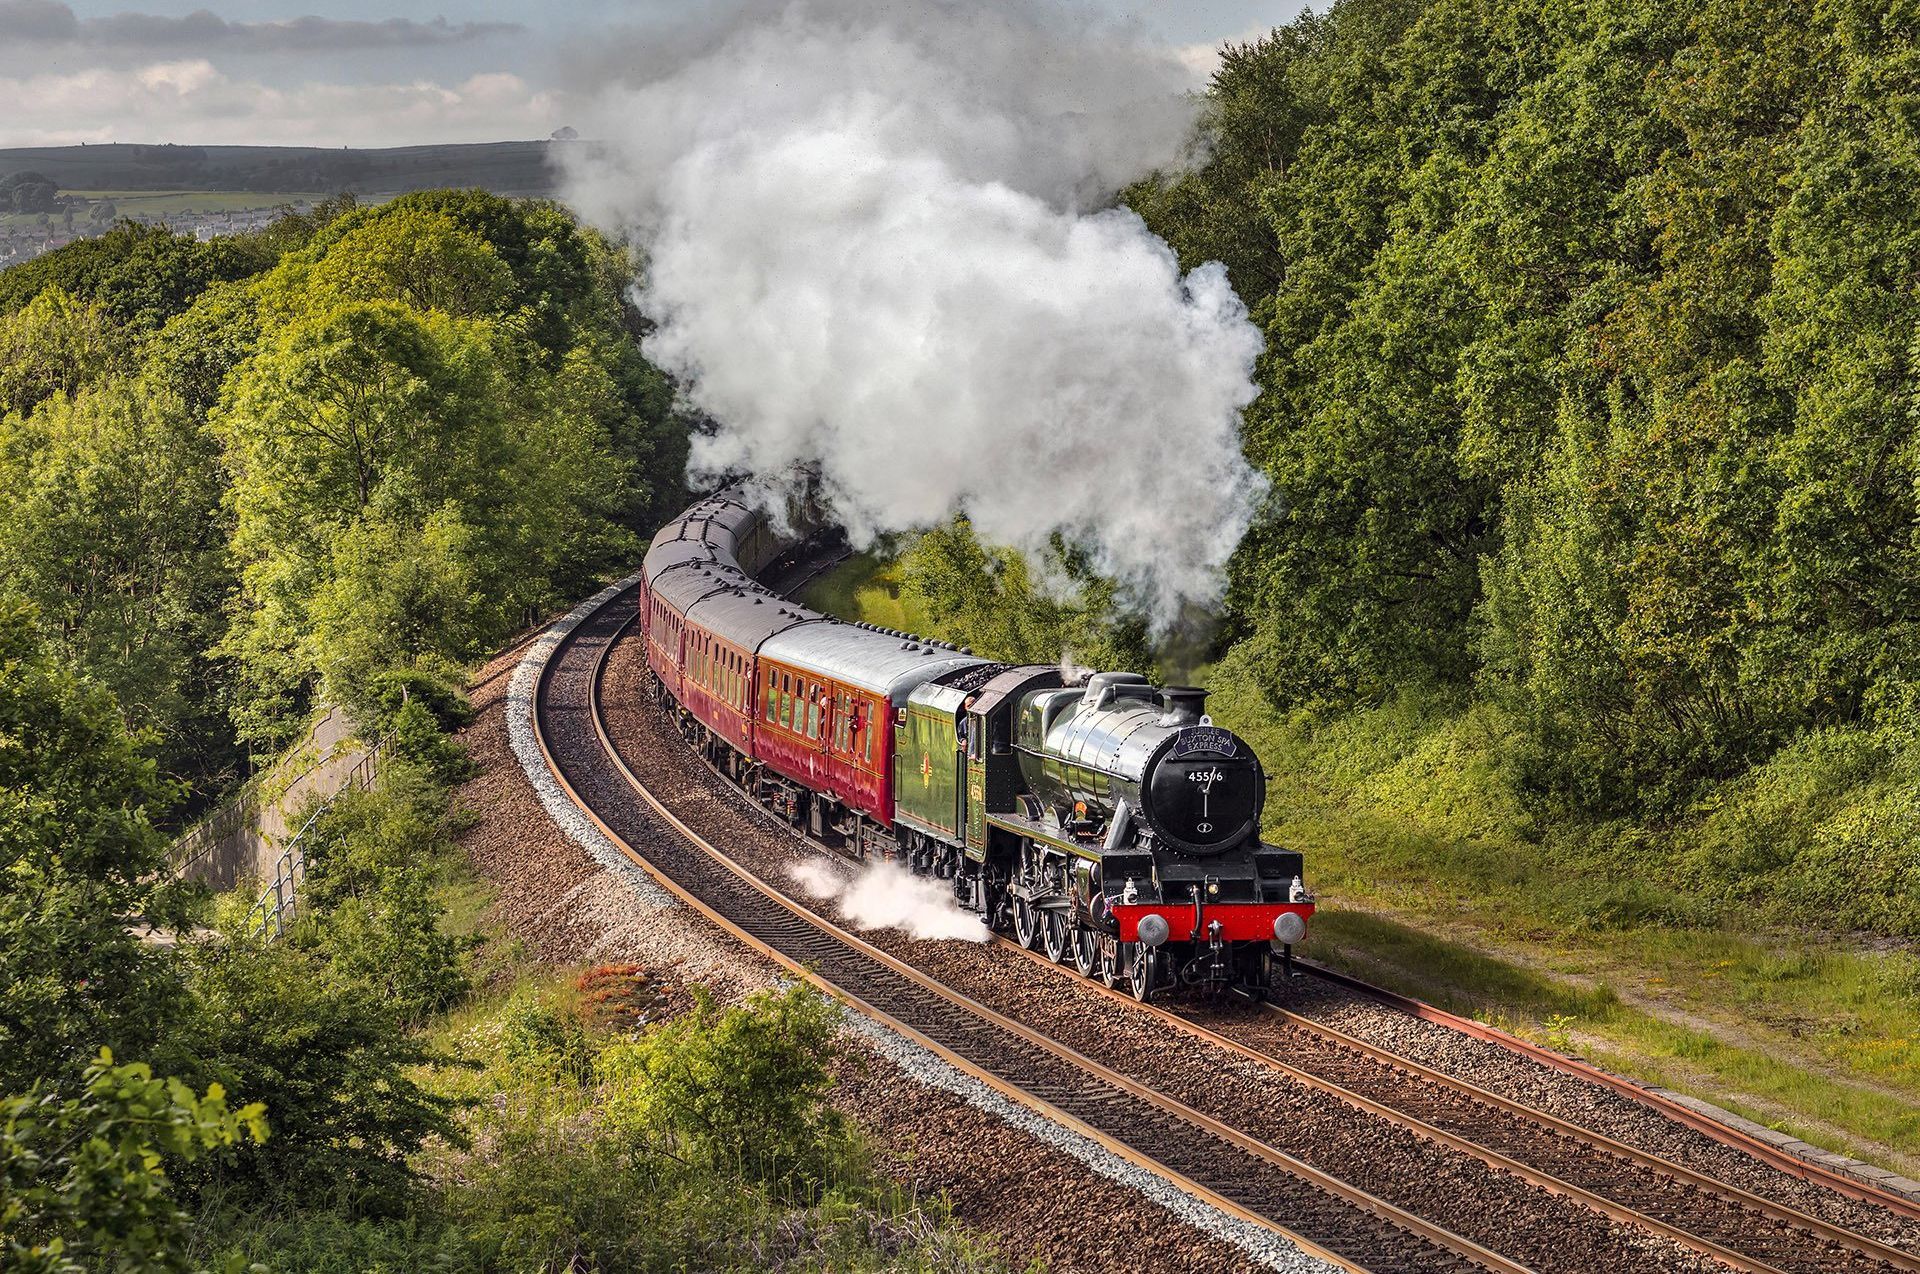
{"left": 638, "top": 488, "right": 1313, "bottom": 1001}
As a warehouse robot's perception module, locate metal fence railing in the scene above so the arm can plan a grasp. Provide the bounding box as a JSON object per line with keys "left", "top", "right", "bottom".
{"left": 246, "top": 732, "right": 391, "bottom": 942}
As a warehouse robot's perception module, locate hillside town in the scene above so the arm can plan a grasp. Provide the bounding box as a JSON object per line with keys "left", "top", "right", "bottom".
{"left": 0, "top": 200, "right": 306, "bottom": 267}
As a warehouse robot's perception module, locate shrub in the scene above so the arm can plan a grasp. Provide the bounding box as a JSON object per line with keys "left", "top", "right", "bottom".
{"left": 294, "top": 762, "right": 473, "bottom": 1023}
{"left": 172, "top": 937, "right": 463, "bottom": 1214}
{"left": 598, "top": 984, "right": 856, "bottom": 1193}
{"left": 1, "top": 1049, "right": 266, "bottom": 1274}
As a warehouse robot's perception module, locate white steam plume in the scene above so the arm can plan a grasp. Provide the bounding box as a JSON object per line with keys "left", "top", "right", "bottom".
{"left": 562, "top": 0, "right": 1266, "bottom": 624}
{"left": 789, "top": 857, "right": 988, "bottom": 943}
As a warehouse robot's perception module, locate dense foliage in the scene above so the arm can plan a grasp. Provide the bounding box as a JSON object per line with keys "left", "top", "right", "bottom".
{"left": 0, "top": 600, "right": 186, "bottom": 1098}
{"left": 1, "top": 1050, "right": 266, "bottom": 1274}
{"left": 0, "top": 192, "right": 698, "bottom": 1262}
{"left": 1124, "top": 0, "right": 1920, "bottom": 815}
{"left": 0, "top": 191, "right": 687, "bottom": 782}
{"left": 861, "top": 0, "right": 1920, "bottom": 941}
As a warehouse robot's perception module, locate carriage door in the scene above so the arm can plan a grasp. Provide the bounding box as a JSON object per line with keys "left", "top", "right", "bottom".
{"left": 964, "top": 709, "right": 988, "bottom": 858}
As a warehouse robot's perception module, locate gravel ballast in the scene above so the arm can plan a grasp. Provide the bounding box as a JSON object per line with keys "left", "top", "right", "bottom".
{"left": 595, "top": 620, "right": 1920, "bottom": 1270}
{"left": 450, "top": 589, "right": 1336, "bottom": 1273}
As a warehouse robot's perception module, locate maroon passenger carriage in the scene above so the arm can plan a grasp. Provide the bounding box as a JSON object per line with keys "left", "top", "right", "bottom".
{"left": 638, "top": 487, "right": 1314, "bottom": 1001}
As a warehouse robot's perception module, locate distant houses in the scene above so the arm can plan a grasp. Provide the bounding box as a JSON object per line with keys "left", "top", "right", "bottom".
{"left": 1, "top": 198, "right": 316, "bottom": 267}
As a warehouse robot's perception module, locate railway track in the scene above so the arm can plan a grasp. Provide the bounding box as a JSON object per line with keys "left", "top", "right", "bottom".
{"left": 571, "top": 581, "right": 1920, "bottom": 1274}
{"left": 534, "top": 583, "right": 1526, "bottom": 1274}
{"left": 1288, "top": 959, "right": 1920, "bottom": 1221}
{"left": 999, "top": 947, "right": 1920, "bottom": 1274}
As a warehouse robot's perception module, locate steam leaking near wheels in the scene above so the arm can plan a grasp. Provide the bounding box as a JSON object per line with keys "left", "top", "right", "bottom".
{"left": 562, "top": 0, "right": 1268, "bottom": 630}
{"left": 789, "top": 857, "right": 989, "bottom": 943}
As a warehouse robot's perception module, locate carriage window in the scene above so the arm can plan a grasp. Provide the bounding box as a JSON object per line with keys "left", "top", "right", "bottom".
{"left": 780, "top": 674, "right": 792, "bottom": 728}
{"left": 862, "top": 708, "right": 875, "bottom": 762}
{"left": 764, "top": 672, "right": 776, "bottom": 723}
{"left": 806, "top": 687, "right": 821, "bottom": 739}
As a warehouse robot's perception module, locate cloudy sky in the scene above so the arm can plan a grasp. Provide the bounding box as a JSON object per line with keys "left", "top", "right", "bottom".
{"left": 0, "top": 0, "right": 1313, "bottom": 148}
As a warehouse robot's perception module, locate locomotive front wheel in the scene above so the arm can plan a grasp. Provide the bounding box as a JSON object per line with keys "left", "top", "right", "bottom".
{"left": 1072, "top": 928, "right": 1100, "bottom": 978}
{"left": 1042, "top": 909, "right": 1070, "bottom": 964}
{"left": 1127, "top": 944, "right": 1155, "bottom": 1003}
{"left": 1012, "top": 898, "right": 1039, "bottom": 950}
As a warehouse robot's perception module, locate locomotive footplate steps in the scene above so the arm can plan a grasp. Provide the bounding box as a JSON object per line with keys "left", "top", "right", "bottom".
{"left": 533, "top": 584, "right": 1523, "bottom": 1274}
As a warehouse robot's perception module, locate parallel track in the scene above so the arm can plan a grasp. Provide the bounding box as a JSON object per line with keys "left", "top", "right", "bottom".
{"left": 591, "top": 573, "right": 1920, "bottom": 1274}
{"left": 533, "top": 584, "right": 1525, "bottom": 1274}
{"left": 1291, "top": 960, "right": 1920, "bottom": 1223}
{"left": 990, "top": 941, "right": 1919, "bottom": 1274}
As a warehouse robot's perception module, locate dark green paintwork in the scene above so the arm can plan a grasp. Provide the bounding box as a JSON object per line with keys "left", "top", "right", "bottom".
{"left": 893, "top": 705, "right": 963, "bottom": 836}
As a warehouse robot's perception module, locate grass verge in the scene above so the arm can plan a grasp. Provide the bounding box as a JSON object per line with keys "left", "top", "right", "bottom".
{"left": 800, "top": 549, "right": 934, "bottom": 633}
{"left": 816, "top": 548, "right": 1920, "bottom": 1178}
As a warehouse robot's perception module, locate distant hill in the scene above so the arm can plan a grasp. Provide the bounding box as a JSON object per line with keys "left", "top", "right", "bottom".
{"left": 0, "top": 141, "right": 563, "bottom": 196}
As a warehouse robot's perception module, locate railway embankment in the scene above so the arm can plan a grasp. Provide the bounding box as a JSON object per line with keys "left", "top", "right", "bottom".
{"left": 457, "top": 586, "right": 1316, "bottom": 1273}
{"left": 585, "top": 594, "right": 1920, "bottom": 1272}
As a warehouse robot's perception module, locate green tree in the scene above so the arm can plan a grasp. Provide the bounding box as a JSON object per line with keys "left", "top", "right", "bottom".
{"left": 291, "top": 763, "right": 471, "bottom": 1025}
{"left": 173, "top": 938, "right": 460, "bottom": 1213}
{"left": 214, "top": 301, "right": 520, "bottom": 739}
{"left": 902, "top": 519, "right": 1149, "bottom": 672}
{"left": 0, "top": 222, "right": 268, "bottom": 333}
{"left": 1126, "top": 0, "right": 1920, "bottom": 810}
{"left": 0, "top": 599, "right": 184, "bottom": 1096}
{"left": 144, "top": 281, "right": 263, "bottom": 418}
{"left": 1, "top": 1050, "right": 265, "bottom": 1274}
{"left": 1, "top": 172, "right": 57, "bottom": 215}
{"left": 299, "top": 205, "right": 515, "bottom": 320}
{"left": 0, "top": 380, "right": 238, "bottom": 792}
{"left": 0, "top": 288, "right": 130, "bottom": 418}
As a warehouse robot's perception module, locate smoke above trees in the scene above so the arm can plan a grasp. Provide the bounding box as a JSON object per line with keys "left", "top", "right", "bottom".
{"left": 561, "top": 0, "right": 1267, "bottom": 629}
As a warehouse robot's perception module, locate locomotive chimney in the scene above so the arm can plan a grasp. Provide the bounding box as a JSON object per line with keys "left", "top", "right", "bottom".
{"left": 1158, "top": 686, "right": 1209, "bottom": 727}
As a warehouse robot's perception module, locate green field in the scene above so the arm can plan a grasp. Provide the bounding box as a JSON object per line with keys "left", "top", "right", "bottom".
{"left": 799, "top": 551, "right": 935, "bottom": 635}
{"left": 64, "top": 190, "right": 330, "bottom": 214}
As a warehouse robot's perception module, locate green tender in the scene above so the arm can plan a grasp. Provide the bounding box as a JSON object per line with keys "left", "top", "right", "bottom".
{"left": 892, "top": 703, "right": 964, "bottom": 838}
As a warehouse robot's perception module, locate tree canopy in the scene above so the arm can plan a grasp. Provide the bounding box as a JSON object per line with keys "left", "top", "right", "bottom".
{"left": 1125, "top": 0, "right": 1920, "bottom": 809}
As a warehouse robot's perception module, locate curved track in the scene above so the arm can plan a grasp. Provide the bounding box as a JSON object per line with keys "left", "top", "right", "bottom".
{"left": 1290, "top": 959, "right": 1920, "bottom": 1222}
{"left": 588, "top": 571, "right": 1920, "bottom": 1274}
{"left": 535, "top": 583, "right": 1525, "bottom": 1274}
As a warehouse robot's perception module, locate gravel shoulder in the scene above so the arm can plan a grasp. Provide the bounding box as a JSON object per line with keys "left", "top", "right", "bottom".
{"left": 453, "top": 627, "right": 1302, "bottom": 1274}
{"left": 593, "top": 621, "right": 1920, "bottom": 1268}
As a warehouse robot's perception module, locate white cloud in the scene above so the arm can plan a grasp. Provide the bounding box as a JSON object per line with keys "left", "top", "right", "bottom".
{"left": 0, "top": 60, "right": 561, "bottom": 146}
{"left": 0, "top": 2, "right": 522, "bottom": 52}
{"left": 1173, "top": 24, "right": 1276, "bottom": 82}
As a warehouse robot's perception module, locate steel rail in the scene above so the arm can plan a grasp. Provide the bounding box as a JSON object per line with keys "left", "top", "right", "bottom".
{"left": 988, "top": 937, "right": 1916, "bottom": 1274}
{"left": 1291, "top": 959, "right": 1920, "bottom": 1222}
{"left": 1246, "top": 992, "right": 1920, "bottom": 1270}
{"left": 635, "top": 658, "right": 1875, "bottom": 1273}
{"left": 533, "top": 590, "right": 1523, "bottom": 1274}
